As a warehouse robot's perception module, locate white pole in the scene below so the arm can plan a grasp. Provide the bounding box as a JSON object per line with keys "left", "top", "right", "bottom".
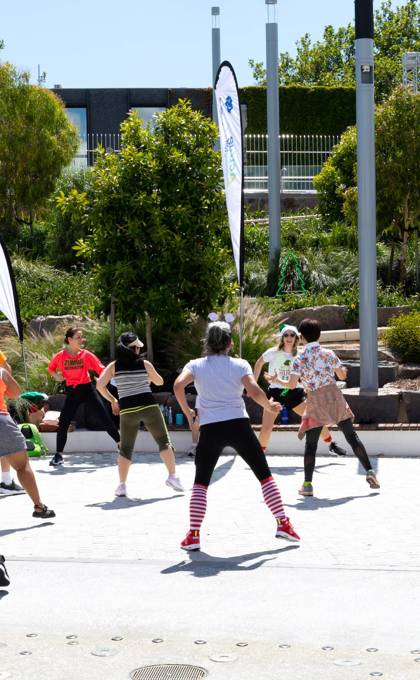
{"left": 355, "top": 0, "right": 378, "bottom": 392}
{"left": 265, "top": 0, "right": 281, "bottom": 266}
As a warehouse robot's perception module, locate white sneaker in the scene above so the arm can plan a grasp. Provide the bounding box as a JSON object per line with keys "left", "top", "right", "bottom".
{"left": 166, "top": 475, "right": 185, "bottom": 492}
{"left": 115, "top": 482, "right": 127, "bottom": 497}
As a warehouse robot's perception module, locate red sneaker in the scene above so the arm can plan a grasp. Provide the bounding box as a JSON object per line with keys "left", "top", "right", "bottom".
{"left": 181, "top": 530, "right": 200, "bottom": 551}
{"left": 276, "top": 517, "right": 300, "bottom": 542}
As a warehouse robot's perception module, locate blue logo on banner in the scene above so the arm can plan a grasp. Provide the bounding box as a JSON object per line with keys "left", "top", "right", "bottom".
{"left": 225, "top": 95, "right": 233, "bottom": 113}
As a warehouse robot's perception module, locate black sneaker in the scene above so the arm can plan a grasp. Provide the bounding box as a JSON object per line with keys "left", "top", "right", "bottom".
{"left": 329, "top": 442, "right": 347, "bottom": 457}
{"left": 32, "top": 504, "right": 56, "bottom": 519}
{"left": 49, "top": 453, "right": 64, "bottom": 467}
{"left": 0, "top": 555, "right": 10, "bottom": 587}
{"left": 0, "top": 480, "right": 25, "bottom": 495}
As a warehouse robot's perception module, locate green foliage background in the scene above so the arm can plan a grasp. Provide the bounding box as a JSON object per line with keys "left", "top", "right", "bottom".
{"left": 384, "top": 312, "right": 420, "bottom": 363}
{"left": 241, "top": 86, "right": 356, "bottom": 134}
{"left": 10, "top": 258, "right": 95, "bottom": 319}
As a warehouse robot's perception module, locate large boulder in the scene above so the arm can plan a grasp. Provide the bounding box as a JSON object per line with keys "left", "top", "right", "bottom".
{"left": 401, "top": 391, "right": 420, "bottom": 423}
{"left": 28, "top": 315, "right": 82, "bottom": 336}
{"left": 398, "top": 364, "right": 420, "bottom": 380}
{"left": 0, "top": 320, "right": 15, "bottom": 338}
{"left": 343, "top": 360, "right": 399, "bottom": 388}
{"left": 281, "top": 305, "right": 347, "bottom": 331}
{"left": 377, "top": 306, "right": 411, "bottom": 326}
{"left": 342, "top": 387, "right": 400, "bottom": 424}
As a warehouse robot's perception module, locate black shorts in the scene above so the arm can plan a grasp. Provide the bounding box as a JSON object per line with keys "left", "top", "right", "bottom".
{"left": 267, "top": 387, "right": 306, "bottom": 410}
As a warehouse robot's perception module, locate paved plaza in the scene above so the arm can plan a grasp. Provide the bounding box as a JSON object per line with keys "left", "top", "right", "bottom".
{"left": 1, "top": 449, "right": 420, "bottom": 679}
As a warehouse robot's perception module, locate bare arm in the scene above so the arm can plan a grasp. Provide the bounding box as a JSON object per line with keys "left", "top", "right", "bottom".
{"left": 174, "top": 369, "right": 196, "bottom": 430}
{"left": 253, "top": 356, "right": 266, "bottom": 382}
{"left": 276, "top": 373, "right": 299, "bottom": 390}
{"left": 242, "top": 374, "right": 281, "bottom": 413}
{"left": 48, "top": 367, "right": 65, "bottom": 382}
{"left": 144, "top": 360, "right": 164, "bottom": 386}
{"left": 1, "top": 369, "right": 21, "bottom": 399}
{"left": 96, "top": 362, "right": 119, "bottom": 414}
{"left": 335, "top": 365, "right": 348, "bottom": 381}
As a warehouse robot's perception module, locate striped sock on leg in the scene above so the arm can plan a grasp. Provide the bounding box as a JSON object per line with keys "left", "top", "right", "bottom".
{"left": 261, "top": 475, "right": 285, "bottom": 520}
{"left": 190, "top": 483, "right": 208, "bottom": 531}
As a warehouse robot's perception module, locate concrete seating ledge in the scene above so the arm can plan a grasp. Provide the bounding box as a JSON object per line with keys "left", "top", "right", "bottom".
{"left": 40, "top": 425, "right": 420, "bottom": 458}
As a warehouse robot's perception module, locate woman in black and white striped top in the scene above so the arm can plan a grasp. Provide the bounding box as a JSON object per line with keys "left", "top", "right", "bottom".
{"left": 97, "top": 332, "right": 184, "bottom": 497}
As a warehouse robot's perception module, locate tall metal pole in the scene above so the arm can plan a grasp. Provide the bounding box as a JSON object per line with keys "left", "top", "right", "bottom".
{"left": 355, "top": 0, "right": 378, "bottom": 392}
{"left": 211, "top": 7, "right": 221, "bottom": 129}
{"left": 110, "top": 296, "right": 116, "bottom": 360}
{"left": 266, "top": 0, "right": 281, "bottom": 266}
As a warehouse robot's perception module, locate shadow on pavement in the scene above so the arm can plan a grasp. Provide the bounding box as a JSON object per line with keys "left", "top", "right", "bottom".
{"left": 37, "top": 466, "right": 100, "bottom": 475}
{"left": 86, "top": 495, "right": 181, "bottom": 511}
{"left": 268, "top": 461, "right": 345, "bottom": 477}
{"left": 161, "top": 545, "right": 300, "bottom": 577}
{"left": 285, "top": 492, "right": 380, "bottom": 511}
{"left": 210, "top": 457, "right": 235, "bottom": 485}
{"left": 0, "top": 522, "right": 55, "bottom": 538}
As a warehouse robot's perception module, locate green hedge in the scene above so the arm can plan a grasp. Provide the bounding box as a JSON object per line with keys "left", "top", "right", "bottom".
{"left": 241, "top": 85, "right": 356, "bottom": 134}
{"left": 384, "top": 311, "right": 420, "bottom": 363}
{"left": 9, "top": 257, "right": 95, "bottom": 321}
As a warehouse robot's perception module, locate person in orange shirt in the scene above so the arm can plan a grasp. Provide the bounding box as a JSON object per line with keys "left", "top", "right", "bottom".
{"left": 47, "top": 327, "right": 120, "bottom": 466}
{"left": 0, "top": 349, "right": 25, "bottom": 495}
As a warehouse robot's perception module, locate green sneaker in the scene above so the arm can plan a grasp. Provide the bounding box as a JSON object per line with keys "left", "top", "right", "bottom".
{"left": 299, "top": 483, "right": 313, "bottom": 497}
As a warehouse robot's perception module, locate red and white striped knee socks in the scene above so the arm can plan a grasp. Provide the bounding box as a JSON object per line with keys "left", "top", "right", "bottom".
{"left": 189, "top": 483, "right": 208, "bottom": 531}
{"left": 261, "top": 476, "right": 285, "bottom": 520}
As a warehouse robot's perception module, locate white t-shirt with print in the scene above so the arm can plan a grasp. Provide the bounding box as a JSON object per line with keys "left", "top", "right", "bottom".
{"left": 262, "top": 347, "right": 295, "bottom": 389}
{"left": 184, "top": 355, "right": 252, "bottom": 425}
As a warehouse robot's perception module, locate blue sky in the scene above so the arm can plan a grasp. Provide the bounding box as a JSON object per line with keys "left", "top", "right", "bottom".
{"left": 1, "top": 0, "right": 400, "bottom": 89}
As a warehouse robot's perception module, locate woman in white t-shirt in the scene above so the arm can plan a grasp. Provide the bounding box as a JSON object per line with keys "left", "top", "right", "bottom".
{"left": 254, "top": 324, "right": 346, "bottom": 455}
{"left": 174, "top": 321, "right": 300, "bottom": 551}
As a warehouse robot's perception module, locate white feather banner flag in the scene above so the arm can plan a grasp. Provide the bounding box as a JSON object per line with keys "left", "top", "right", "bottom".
{"left": 0, "top": 236, "right": 23, "bottom": 341}
{"left": 214, "top": 61, "right": 244, "bottom": 287}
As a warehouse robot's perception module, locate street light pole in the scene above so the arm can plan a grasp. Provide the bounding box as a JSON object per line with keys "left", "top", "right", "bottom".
{"left": 211, "top": 7, "right": 221, "bottom": 129}
{"left": 355, "top": 0, "right": 378, "bottom": 392}
{"left": 265, "top": 0, "right": 281, "bottom": 266}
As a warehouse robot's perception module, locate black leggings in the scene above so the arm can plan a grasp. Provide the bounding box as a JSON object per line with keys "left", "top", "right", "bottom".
{"left": 57, "top": 383, "right": 120, "bottom": 453}
{"left": 195, "top": 418, "right": 271, "bottom": 486}
{"left": 304, "top": 418, "right": 372, "bottom": 482}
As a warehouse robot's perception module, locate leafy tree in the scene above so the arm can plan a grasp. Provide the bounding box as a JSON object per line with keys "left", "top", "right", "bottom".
{"left": 314, "top": 86, "right": 420, "bottom": 287}
{"left": 73, "top": 101, "right": 231, "bottom": 335}
{"left": 0, "top": 63, "right": 79, "bottom": 244}
{"left": 43, "top": 168, "right": 93, "bottom": 270}
{"left": 249, "top": 1, "right": 420, "bottom": 100}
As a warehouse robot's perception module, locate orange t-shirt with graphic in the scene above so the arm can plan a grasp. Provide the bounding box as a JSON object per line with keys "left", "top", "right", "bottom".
{"left": 48, "top": 349, "right": 105, "bottom": 387}
{"left": 0, "top": 368, "right": 8, "bottom": 414}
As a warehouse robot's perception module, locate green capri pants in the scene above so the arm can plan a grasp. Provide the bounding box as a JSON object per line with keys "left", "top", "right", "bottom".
{"left": 119, "top": 404, "right": 173, "bottom": 461}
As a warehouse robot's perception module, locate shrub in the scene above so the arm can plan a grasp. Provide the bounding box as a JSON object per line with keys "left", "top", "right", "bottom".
{"left": 44, "top": 168, "right": 93, "bottom": 270}
{"left": 5, "top": 328, "right": 66, "bottom": 394}
{"left": 384, "top": 311, "right": 420, "bottom": 363}
{"left": 11, "top": 257, "right": 95, "bottom": 320}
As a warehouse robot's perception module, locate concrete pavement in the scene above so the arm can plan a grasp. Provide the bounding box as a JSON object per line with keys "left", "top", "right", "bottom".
{"left": 1, "top": 450, "right": 419, "bottom": 679}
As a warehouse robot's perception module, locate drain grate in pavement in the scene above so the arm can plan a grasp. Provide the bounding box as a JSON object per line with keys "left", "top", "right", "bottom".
{"left": 130, "top": 665, "right": 208, "bottom": 680}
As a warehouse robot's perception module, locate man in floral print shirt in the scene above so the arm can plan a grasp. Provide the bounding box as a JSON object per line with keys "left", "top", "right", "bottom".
{"left": 290, "top": 334, "right": 343, "bottom": 392}
{"left": 277, "top": 319, "right": 380, "bottom": 497}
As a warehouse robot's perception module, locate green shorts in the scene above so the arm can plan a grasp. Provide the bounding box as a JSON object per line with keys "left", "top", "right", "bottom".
{"left": 119, "top": 403, "right": 173, "bottom": 461}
